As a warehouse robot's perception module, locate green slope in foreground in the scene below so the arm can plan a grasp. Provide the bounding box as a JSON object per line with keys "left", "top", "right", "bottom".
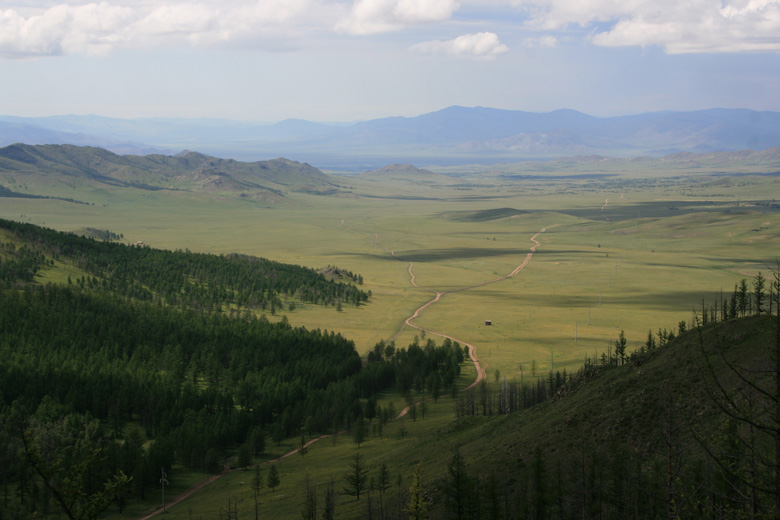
{"left": 128, "top": 312, "right": 778, "bottom": 519}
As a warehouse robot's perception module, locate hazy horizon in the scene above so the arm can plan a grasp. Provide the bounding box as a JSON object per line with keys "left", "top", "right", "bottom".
{"left": 5, "top": 104, "right": 780, "bottom": 126}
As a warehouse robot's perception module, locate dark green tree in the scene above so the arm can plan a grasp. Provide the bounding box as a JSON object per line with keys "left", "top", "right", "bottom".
{"left": 204, "top": 448, "right": 221, "bottom": 474}
{"left": 322, "top": 479, "right": 336, "bottom": 520}
{"left": 737, "top": 279, "right": 749, "bottom": 316}
{"left": 754, "top": 271, "right": 766, "bottom": 315}
{"left": 298, "top": 434, "right": 308, "bottom": 457}
{"left": 301, "top": 475, "right": 317, "bottom": 520}
{"left": 19, "top": 416, "right": 131, "bottom": 520}
{"left": 376, "top": 463, "right": 391, "bottom": 520}
{"left": 237, "top": 444, "right": 252, "bottom": 470}
{"left": 441, "top": 448, "right": 474, "bottom": 520}
{"left": 343, "top": 452, "right": 369, "bottom": 500}
{"left": 615, "top": 330, "right": 627, "bottom": 365}
{"left": 267, "top": 464, "right": 280, "bottom": 493}
{"left": 249, "top": 427, "right": 265, "bottom": 457}
{"left": 353, "top": 417, "right": 366, "bottom": 448}
{"left": 250, "top": 465, "right": 263, "bottom": 520}
{"left": 272, "top": 423, "right": 284, "bottom": 447}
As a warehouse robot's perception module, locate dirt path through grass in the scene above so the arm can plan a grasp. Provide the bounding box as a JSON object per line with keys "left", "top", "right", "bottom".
{"left": 139, "top": 226, "right": 551, "bottom": 518}
{"left": 390, "top": 227, "right": 552, "bottom": 416}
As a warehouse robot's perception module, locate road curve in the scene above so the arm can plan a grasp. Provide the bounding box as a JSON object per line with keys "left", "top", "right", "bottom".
{"left": 139, "top": 226, "right": 552, "bottom": 517}
{"left": 391, "top": 227, "right": 552, "bottom": 417}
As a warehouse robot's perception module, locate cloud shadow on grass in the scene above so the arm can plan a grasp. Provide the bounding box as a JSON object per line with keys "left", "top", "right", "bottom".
{"left": 341, "top": 248, "right": 601, "bottom": 262}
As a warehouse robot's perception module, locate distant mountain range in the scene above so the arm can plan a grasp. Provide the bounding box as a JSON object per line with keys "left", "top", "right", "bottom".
{"left": 2, "top": 107, "right": 780, "bottom": 170}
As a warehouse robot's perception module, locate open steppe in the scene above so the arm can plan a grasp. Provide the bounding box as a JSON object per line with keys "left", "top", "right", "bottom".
{"left": 2, "top": 157, "right": 777, "bottom": 379}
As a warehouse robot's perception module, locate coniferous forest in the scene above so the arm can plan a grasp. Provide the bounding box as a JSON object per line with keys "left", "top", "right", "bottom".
{"left": 0, "top": 219, "right": 463, "bottom": 518}
{"left": 0, "top": 218, "right": 370, "bottom": 310}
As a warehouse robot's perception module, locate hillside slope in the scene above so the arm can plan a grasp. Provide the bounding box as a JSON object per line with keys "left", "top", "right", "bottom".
{"left": 411, "top": 313, "right": 779, "bottom": 518}
{"left": 0, "top": 143, "right": 336, "bottom": 196}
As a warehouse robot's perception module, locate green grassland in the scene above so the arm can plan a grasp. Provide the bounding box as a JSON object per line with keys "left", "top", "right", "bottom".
{"left": 1, "top": 163, "right": 778, "bottom": 379}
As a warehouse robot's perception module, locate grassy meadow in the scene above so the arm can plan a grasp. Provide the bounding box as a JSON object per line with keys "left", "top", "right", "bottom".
{"left": 1, "top": 166, "right": 778, "bottom": 379}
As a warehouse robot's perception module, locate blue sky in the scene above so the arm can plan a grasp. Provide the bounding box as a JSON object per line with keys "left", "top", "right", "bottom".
{"left": 1, "top": 0, "right": 779, "bottom": 122}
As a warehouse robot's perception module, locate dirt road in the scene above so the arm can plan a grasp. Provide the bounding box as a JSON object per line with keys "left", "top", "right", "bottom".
{"left": 139, "top": 226, "right": 551, "bottom": 517}
{"left": 391, "top": 227, "right": 551, "bottom": 415}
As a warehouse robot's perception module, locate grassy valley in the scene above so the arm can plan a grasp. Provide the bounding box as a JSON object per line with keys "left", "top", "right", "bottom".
{"left": 0, "top": 144, "right": 779, "bottom": 518}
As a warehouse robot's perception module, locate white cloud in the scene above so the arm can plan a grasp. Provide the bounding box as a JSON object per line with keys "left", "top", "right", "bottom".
{"left": 0, "top": 3, "right": 136, "bottom": 57}
{"left": 0, "top": 0, "right": 335, "bottom": 58}
{"left": 8, "top": 0, "right": 777, "bottom": 60}
{"left": 508, "top": 0, "right": 780, "bottom": 53}
{"left": 336, "top": 0, "right": 459, "bottom": 35}
{"left": 411, "top": 31, "right": 509, "bottom": 59}
{"left": 593, "top": 0, "right": 780, "bottom": 53}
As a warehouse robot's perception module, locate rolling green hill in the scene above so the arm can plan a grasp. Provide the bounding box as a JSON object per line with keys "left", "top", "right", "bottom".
{"left": 0, "top": 144, "right": 337, "bottom": 197}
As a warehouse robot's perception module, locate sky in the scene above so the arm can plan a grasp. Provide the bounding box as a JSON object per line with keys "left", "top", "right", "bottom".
{"left": 1, "top": 0, "right": 780, "bottom": 122}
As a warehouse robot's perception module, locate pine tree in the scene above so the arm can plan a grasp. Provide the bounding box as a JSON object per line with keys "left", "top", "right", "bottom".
{"left": 754, "top": 272, "right": 766, "bottom": 315}
{"left": 343, "top": 452, "right": 369, "bottom": 500}
{"left": 322, "top": 479, "right": 336, "bottom": 520}
{"left": 615, "top": 330, "right": 627, "bottom": 365}
{"left": 250, "top": 465, "right": 263, "bottom": 520}
{"left": 737, "top": 279, "right": 749, "bottom": 317}
{"left": 404, "top": 463, "right": 428, "bottom": 520}
{"left": 376, "top": 463, "right": 390, "bottom": 519}
{"left": 301, "top": 475, "right": 317, "bottom": 520}
{"left": 267, "top": 464, "right": 280, "bottom": 493}
{"left": 443, "top": 448, "right": 473, "bottom": 519}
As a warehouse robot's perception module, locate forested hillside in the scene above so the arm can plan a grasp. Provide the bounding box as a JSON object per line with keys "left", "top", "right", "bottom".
{"left": 0, "top": 218, "right": 369, "bottom": 310}
{"left": 0, "top": 219, "right": 466, "bottom": 519}
{"left": 391, "top": 277, "right": 780, "bottom": 520}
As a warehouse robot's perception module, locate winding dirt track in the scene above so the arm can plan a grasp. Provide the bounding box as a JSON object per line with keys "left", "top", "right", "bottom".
{"left": 137, "top": 225, "right": 551, "bottom": 518}
{"left": 389, "top": 227, "right": 551, "bottom": 415}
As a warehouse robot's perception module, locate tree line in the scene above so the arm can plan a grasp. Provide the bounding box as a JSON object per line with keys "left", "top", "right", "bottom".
{"left": 0, "top": 217, "right": 369, "bottom": 311}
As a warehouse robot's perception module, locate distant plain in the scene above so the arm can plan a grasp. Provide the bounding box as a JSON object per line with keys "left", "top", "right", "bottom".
{"left": 2, "top": 154, "right": 778, "bottom": 380}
